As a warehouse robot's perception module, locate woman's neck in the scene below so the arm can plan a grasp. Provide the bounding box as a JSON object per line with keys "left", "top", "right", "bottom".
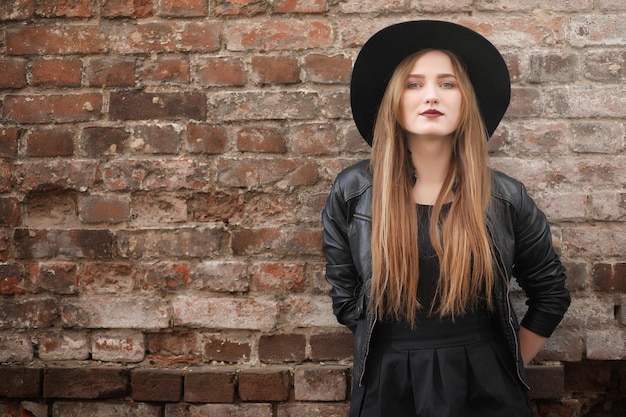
{"left": 408, "top": 135, "right": 453, "bottom": 205}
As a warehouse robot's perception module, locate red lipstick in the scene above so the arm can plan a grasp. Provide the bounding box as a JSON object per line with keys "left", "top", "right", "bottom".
{"left": 421, "top": 109, "right": 443, "bottom": 118}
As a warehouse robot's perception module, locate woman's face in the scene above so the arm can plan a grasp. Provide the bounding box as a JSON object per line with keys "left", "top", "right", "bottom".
{"left": 399, "top": 50, "right": 463, "bottom": 140}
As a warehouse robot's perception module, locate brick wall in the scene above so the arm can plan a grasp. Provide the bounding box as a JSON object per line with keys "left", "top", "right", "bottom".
{"left": 0, "top": 1, "right": 624, "bottom": 416}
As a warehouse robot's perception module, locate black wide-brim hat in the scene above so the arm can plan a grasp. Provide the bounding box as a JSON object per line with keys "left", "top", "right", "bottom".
{"left": 350, "top": 20, "right": 511, "bottom": 146}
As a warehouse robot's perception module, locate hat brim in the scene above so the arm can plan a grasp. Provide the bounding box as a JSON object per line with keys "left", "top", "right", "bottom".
{"left": 350, "top": 20, "right": 511, "bottom": 146}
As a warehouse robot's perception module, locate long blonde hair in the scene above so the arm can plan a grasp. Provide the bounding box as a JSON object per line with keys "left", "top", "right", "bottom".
{"left": 369, "top": 49, "right": 494, "bottom": 324}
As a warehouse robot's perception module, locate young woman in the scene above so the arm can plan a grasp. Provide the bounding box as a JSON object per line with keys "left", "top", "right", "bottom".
{"left": 322, "top": 21, "right": 570, "bottom": 417}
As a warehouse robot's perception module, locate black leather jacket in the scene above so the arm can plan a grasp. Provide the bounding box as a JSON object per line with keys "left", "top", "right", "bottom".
{"left": 322, "top": 160, "right": 570, "bottom": 387}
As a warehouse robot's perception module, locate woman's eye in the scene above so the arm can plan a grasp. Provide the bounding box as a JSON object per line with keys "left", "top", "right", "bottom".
{"left": 441, "top": 82, "right": 455, "bottom": 88}
{"left": 406, "top": 81, "right": 421, "bottom": 89}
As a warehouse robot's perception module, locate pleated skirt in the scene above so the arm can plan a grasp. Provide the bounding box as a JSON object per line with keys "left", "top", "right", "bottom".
{"left": 350, "top": 313, "right": 532, "bottom": 417}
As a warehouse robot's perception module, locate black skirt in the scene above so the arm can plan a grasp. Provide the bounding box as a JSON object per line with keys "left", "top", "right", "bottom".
{"left": 350, "top": 312, "right": 532, "bottom": 417}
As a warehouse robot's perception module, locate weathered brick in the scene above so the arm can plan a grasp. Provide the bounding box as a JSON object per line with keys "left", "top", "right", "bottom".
{"left": 25, "top": 127, "right": 74, "bottom": 157}
{"left": 320, "top": 90, "right": 351, "bottom": 119}
{"left": 13, "top": 229, "right": 113, "bottom": 259}
{"left": 0, "top": 332, "right": 33, "bottom": 362}
{"left": 178, "top": 22, "right": 221, "bottom": 52}
{"left": 0, "top": 58, "right": 27, "bottom": 88}
{"left": 192, "top": 261, "right": 249, "bottom": 292}
{"left": 304, "top": 54, "right": 351, "bottom": 84}
{"left": 585, "top": 50, "right": 626, "bottom": 82}
{"left": 535, "top": 329, "right": 584, "bottom": 362}
{"left": 80, "top": 126, "right": 129, "bottom": 156}
{"left": 117, "top": 227, "right": 225, "bottom": 259}
{"left": 38, "top": 262, "right": 78, "bottom": 294}
{"left": 171, "top": 295, "right": 279, "bottom": 330}
{"left": 0, "top": 197, "right": 21, "bottom": 226}
{"left": 37, "top": 330, "right": 89, "bottom": 361}
{"left": 79, "top": 194, "right": 130, "bottom": 223}
{"left": 251, "top": 262, "right": 306, "bottom": 293}
{"left": 187, "top": 403, "right": 273, "bottom": 417}
{"left": 0, "top": 296, "right": 57, "bottom": 329}
{"left": 85, "top": 57, "right": 136, "bottom": 87}
{"left": 214, "top": 0, "right": 268, "bottom": 17}
{"left": 590, "top": 191, "right": 626, "bottom": 221}
{"left": 238, "top": 368, "right": 290, "bottom": 401}
{"left": 141, "top": 58, "right": 190, "bottom": 85}
{"left": 593, "top": 263, "right": 626, "bottom": 291}
{"left": 204, "top": 334, "right": 252, "bottom": 363}
{"left": 52, "top": 402, "right": 160, "bottom": 417}
{"left": 528, "top": 53, "right": 579, "bottom": 83}
{"left": 273, "top": 0, "right": 327, "bottom": 13}
{"left": 92, "top": 330, "right": 146, "bottom": 363}
{"left": 338, "top": 0, "right": 410, "bottom": 13}
{"left": 2, "top": 93, "right": 102, "bottom": 124}
{"left": 184, "top": 367, "right": 237, "bottom": 403}
{"left": 110, "top": 92, "right": 205, "bottom": 121}
{"left": 285, "top": 295, "right": 340, "bottom": 328}
{"left": 236, "top": 126, "right": 287, "bottom": 153}
{"left": 60, "top": 295, "right": 169, "bottom": 329}
{"left": 277, "top": 403, "right": 351, "bottom": 417}
{"left": 549, "top": 86, "right": 626, "bottom": 118}
{"left": 563, "top": 224, "right": 626, "bottom": 259}
{"left": 0, "top": 367, "right": 42, "bottom": 398}
{"left": 310, "top": 333, "right": 354, "bottom": 361}
{"left": 290, "top": 123, "right": 339, "bottom": 156}
{"left": 564, "top": 361, "right": 612, "bottom": 392}
{"left": 570, "top": 121, "right": 624, "bottom": 154}
{"left": 147, "top": 330, "right": 202, "bottom": 358}
{"left": 250, "top": 56, "right": 299, "bottom": 85}
{"left": 217, "top": 158, "right": 319, "bottom": 188}
{"left": 456, "top": 16, "right": 566, "bottom": 47}
{"left": 211, "top": 91, "right": 317, "bottom": 121}
{"left": 231, "top": 227, "right": 321, "bottom": 256}
{"left": 100, "top": 0, "right": 153, "bottom": 17}
{"left": 527, "top": 364, "right": 565, "bottom": 399}
{"left": 259, "top": 334, "right": 306, "bottom": 363}
{"left": 36, "top": 0, "right": 93, "bottom": 17}
{"left": 24, "top": 191, "right": 79, "bottom": 227}
{"left": 31, "top": 58, "right": 82, "bottom": 87}
{"left": 187, "top": 123, "right": 229, "bottom": 154}
{"left": 158, "top": 0, "right": 208, "bottom": 17}
{"left": 101, "top": 159, "right": 207, "bottom": 191}
{"left": 0, "top": 263, "right": 28, "bottom": 295}
{"left": 0, "top": 127, "right": 20, "bottom": 158}
{"left": 294, "top": 365, "right": 348, "bottom": 401}
{"left": 132, "top": 369, "right": 183, "bottom": 402}
{"left": 476, "top": 0, "right": 592, "bottom": 11}
{"left": 0, "top": 0, "right": 35, "bottom": 20}
{"left": 568, "top": 15, "right": 626, "bottom": 46}
{"left": 195, "top": 57, "right": 247, "bottom": 86}
{"left": 5, "top": 25, "right": 107, "bottom": 55}
{"left": 224, "top": 20, "right": 333, "bottom": 51}
{"left": 0, "top": 161, "right": 13, "bottom": 192}
{"left": 131, "top": 193, "right": 188, "bottom": 225}
{"left": 507, "top": 87, "right": 543, "bottom": 118}
{"left": 131, "top": 124, "right": 181, "bottom": 154}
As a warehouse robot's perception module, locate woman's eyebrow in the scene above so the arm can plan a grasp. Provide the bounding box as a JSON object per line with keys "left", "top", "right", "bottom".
{"left": 407, "top": 73, "right": 457, "bottom": 78}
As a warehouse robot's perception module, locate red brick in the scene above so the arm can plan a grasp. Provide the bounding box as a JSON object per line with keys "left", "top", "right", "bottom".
{"left": 112, "top": 22, "right": 177, "bottom": 53}
{"left": 215, "top": 0, "right": 268, "bottom": 16}
{"left": 0, "top": 0, "right": 35, "bottom": 20}
{"left": 0, "top": 197, "right": 20, "bottom": 226}
{"left": 259, "top": 334, "right": 306, "bottom": 363}
{"left": 273, "top": 0, "right": 327, "bottom": 13}
{"left": 187, "top": 123, "right": 229, "bottom": 154}
{"left": 0, "top": 296, "right": 57, "bottom": 328}
{"left": 2, "top": 93, "right": 102, "bottom": 124}
{"left": 37, "top": 330, "right": 89, "bottom": 360}
{"left": 141, "top": 58, "right": 190, "bottom": 85}
{"left": 25, "top": 127, "right": 74, "bottom": 157}
{"left": 204, "top": 334, "right": 252, "bottom": 363}
{"left": 252, "top": 263, "right": 306, "bottom": 293}
{"left": 0, "top": 367, "right": 42, "bottom": 398}
{"left": 132, "top": 369, "right": 183, "bottom": 401}
{"left": 54, "top": 402, "right": 160, "bottom": 416}
{"left": 117, "top": 227, "right": 225, "bottom": 259}
{"left": 79, "top": 194, "right": 130, "bottom": 223}
{"left": 0, "top": 127, "right": 20, "bottom": 158}
{"left": 0, "top": 229, "right": 9, "bottom": 262}
{"left": 277, "top": 403, "right": 351, "bottom": 417}
{"left": 192, "top": 261, "right": 248, "bottom": 292}
{"left": 188, "top": 191, "right": 244, "bottom": 223}
{"left": 92, "top": 330, "right": 145, "bottom": 362}
{"left": 564, "top": 361, "right": 612, "bottom": 392}
{"left": 217, "top": 158, "right": 318, "bottom": 188}
{"left": 110, "top": 91, "right": 205, "bottom": 121}
{"left": 310, "top": 333, "right": 354, "bottom": 361}
{"left": 36, "top": 0, "right": 93, "bottom": 17}
{"left": 85, "top": 57, "right": 136, "bottom": 87}
{"left": 211, "top": 91, "right": 317, "bottom": 121}
{"left": 304, "top": 54, "right": 351, "bottom": 84}
{"left": 236, "top": 126, "right": 287, "bottom": 153}
{"left": 131, "top": 124, "right": 180, "bottom": 154}
{"left": 178, "top": 22, "right": 221, "bottom": 52}
{"left": 18, "top": 161, "right": 97, "bottom": 193}
{"left": 568, "top": 15, "right": 626, "bottom": 46}
{"left": 476, "top": 0, "right": 591, "bottom": 11}
{"left": 147, "top": 331, "right": 202, "bottom": 358}
{"left": 507, "top": 87, "right": 543, "bottom": 118}
{"left": 338, "top": 0, "right": 409, "bottom": 13}
{"left": 290, "top": 123, "right": 339, "bottom": 155}
{"left": 159, "top": 0, "right": 208, "bottom": 16}
{"left": 43, "top": 367, "right": 130, "bottom": 399}
{"left": 131, "top": 193, "right": 188, "bottom": 225}
{"left": 0, "top": 58, "right": 27, "bottom": 88}
{"left": 196, "top": 57, "right": 246, "bottom": 87}
{"left": 593, "top": 263, "right": 626, "bottom": 292}
{"left": 80, "top": 262, "right": 136, "bottom": 294}
{"left": 100, "top": 0, "right": 153, "bottom": 17}
{"left": 101, "top": 158, "right": 205, "bottom": 191}
{"left": 81, "top": 126, "right": 129, "bottom": 156}
{"left": 238, "top": 368, "right": 290, "bottom": 402}
{"left": 0, "top": 263, "right": 28, "bottom": 295}
{"left": 140, "top": 262, "right": 191, "bottom": 291}
{"left": 224, "top": 20, "right": 333, "bottom": 51}
{"left": 0, "top": 333, "right": 33, "bottom": 362}
{"left": 585, "top": 51, "right": 626, "bottom": 81}
{"left": 13, "top": 229, "right": 113, "bottom": 259}
{"left": 320, "top": 90, "right": 351, "bottom": 119}
{"left": 23, "top": 191, "right": 78, "bottom": 228}
{"left": 6, "top": 25, "right": 106, "bottom": 55}
{"left": 0, "top": 162, "right": 11, "bottom": 193}
{"left": 294, "top": 365, "right": 348, "bottom": 401}
{"left": 38, "top": 262, "right": 78, "bottom": 294}
{"left": 184, "top": 367, "right": 236, "bottom": 403}
{"left": 551, "top": 86, "right": 625, "bottom": 118}
{"left": 231, "top": 227, "right": 321, "bottom": 257}
{"left": 250, "top": 56, "right": 299, "bottom": 85}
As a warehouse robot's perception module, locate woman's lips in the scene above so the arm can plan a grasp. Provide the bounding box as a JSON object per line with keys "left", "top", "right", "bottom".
{"left": 420, "top": 109, "right": 443, "bottom": 118}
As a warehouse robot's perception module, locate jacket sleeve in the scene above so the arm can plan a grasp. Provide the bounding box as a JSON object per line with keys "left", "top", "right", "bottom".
{"left": 322, "top": 177, "right": 361, "bottom": 332}
{"left": 513, "top": 183, "right": 571, "bottom": 337}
